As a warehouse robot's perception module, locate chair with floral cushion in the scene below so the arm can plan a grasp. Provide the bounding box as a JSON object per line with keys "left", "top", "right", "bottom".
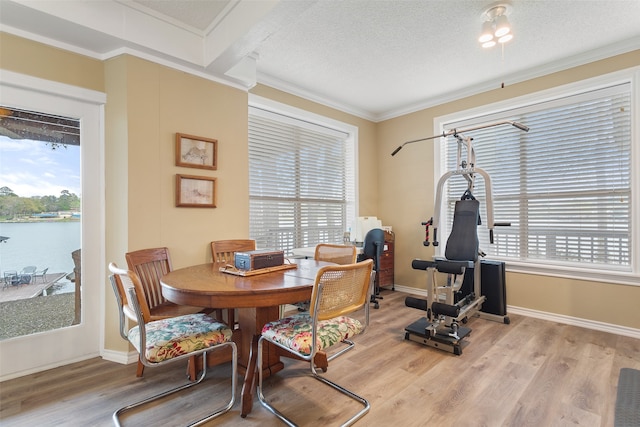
{"left": 108, "top": 262, "right": 237, "bottom": 426}
{"left": 257, "top": 259, "right": 374, "bottom": 426}
{"left": 125, "top": 247, "right": 209, "bottom": 378}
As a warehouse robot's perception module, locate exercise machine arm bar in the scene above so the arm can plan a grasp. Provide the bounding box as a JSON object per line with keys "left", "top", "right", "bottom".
{"left": 390, "top": 120, "right": 529, "bottom": 156}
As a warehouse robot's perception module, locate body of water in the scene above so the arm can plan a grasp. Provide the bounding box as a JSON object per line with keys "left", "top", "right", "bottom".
{"left": 0, "top": 221, "right": 80, "bottom": 294}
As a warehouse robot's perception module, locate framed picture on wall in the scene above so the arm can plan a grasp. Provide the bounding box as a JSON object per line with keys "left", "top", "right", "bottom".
{"left": 175, "top": 133, "right": 217, "bottom": 170}
{"left": 176, "top": 174, "right": 217, "bottom": 207}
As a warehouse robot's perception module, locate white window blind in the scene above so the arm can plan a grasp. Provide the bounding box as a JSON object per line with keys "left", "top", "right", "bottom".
{"left": 441, "top": 82, "right": 631, "bottom": 270}
{"left": 248, "top": 106, "right": 355, "bottom": 254}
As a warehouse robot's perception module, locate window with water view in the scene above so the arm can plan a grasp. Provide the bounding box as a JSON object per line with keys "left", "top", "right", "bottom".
{"left": 0, "top": 107, "right": 82, "bottom": 340}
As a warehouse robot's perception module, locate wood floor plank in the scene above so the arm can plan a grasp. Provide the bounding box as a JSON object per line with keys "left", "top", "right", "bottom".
{"left": 1, "top": 288, "right": 638, "bottom": 427}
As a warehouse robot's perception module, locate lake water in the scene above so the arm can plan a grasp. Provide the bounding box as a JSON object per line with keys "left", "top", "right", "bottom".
{"left": 0, "top": 221, "right": 80, "bottom": 294}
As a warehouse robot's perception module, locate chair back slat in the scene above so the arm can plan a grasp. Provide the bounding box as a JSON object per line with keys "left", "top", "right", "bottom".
{"left": 314, "top": 244, "right": 357, "bottom": 265}
{"left": 211, "top": 239, "right": 256, "bottom": 264}
{"left": 310, "top": 259, "right": 373, "bottom": 320}
{"left": 135, "top": 260, "right": 169, "bottom": 309}
{"left": 126, "top": 247, "right": 172, "bottom": 310}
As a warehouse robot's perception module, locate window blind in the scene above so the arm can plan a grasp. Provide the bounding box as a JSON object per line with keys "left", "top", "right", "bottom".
{"left": 442, "top": 83, "right": 631, "bottom": 270}
{"left": 248, "top": 107, "right": 355, "bottom": 254}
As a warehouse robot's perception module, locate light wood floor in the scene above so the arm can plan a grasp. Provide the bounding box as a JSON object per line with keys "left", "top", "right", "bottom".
{"left": 2, "top": 290, "right": 639, "bottom": 426}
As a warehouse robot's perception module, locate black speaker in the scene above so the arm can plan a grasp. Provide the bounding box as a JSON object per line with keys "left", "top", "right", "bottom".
{"left": 456, "top": 260, "right": 507, "bottom": 316}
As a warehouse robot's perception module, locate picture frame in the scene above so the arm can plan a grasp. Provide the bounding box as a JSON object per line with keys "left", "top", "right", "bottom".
{"left": 175, "top": 133, "right": 217, "bottom": 170}
{"left": 175, "top": 174, "right": 217, "bottom": 208}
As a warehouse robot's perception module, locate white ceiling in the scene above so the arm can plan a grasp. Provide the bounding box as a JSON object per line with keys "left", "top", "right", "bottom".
{"left": 1, "top": 0, "right": 639, "bottom": 121}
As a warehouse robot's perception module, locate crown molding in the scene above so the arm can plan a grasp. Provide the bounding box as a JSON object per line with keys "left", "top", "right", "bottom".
{"left": 377, "top": 37, "right": 640, "bottom": 122}
{"left": 259, "top": 37, "right": 640, "bottom": 123}
{"left": 3, "top": 22, "right": 638, "bottom": 124}
{"left": 257, "top": 71, "right": 378, "bottom": 122}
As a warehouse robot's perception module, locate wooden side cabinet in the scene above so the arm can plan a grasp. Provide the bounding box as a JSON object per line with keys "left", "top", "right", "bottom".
{"left": 377, "top": 231, "right": 395, "bottom": 291}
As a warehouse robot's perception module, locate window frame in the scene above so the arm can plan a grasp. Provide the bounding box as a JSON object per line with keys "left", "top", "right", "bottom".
{"left": 0, "top": 69, "right": 106, "bottom": 379}
{"left": 433, "top": 67, "right": 640, "bottom": 286}
{"left": 248, "top": 94, "right": 358, "bottom": 254}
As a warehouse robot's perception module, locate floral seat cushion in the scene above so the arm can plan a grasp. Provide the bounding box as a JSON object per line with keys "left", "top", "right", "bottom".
{"left": 128, "top": 313, "right": 232, "bottom": 363}
{"left": 261, "top": 313, "right": 363, "bottom": 356}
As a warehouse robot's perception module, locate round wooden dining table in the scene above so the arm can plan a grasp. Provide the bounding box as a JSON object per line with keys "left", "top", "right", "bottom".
{"left": 160, "top": 258, "right": 331, "bottom": 417}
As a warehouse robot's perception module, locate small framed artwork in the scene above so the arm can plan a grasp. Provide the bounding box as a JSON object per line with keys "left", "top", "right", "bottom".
{"left": 176, "top": 174, "right": 217, "bottom": 208}
{"left": 175, "top": 133, "right": 217, "bottom": 170}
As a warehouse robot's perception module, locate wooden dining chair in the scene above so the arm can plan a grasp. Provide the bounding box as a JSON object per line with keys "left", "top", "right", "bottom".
{"left": 211, "top": 239, "right": 256, "bottom": 264}
{"left": 257, "top": 259, "right": 374, "bottom": 426}
{"left": 125, "top": 247, "right": 206, "bottom": 320}
{"left": 108, "top": 263, "right": 237, "bottom": 426}
{"left": 210, "top": 239, "right": 256, "bottom": 326}
{"left": 124, "top": 247, "right": 206, "bottom": 377}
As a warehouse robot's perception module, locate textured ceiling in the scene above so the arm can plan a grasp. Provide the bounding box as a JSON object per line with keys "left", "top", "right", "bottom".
{"left": 1, "top": 0, "right": 640, "bottom": 121}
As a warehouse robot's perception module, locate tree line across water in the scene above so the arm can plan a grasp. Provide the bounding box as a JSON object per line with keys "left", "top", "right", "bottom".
{"left": 0, "top": 186, "right": 80, "bottom": 220}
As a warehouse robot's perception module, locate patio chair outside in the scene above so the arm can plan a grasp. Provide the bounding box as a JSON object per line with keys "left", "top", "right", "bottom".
{"left": 20, "top": 266, "right": 37, "bottom": 284}
{"left": 34, "top": 267, "right": 49, "bottom": 283}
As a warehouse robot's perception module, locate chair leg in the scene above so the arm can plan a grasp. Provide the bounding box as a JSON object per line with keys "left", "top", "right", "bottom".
{"left": 226, "top": 309, "right": 236, "bottom": 329}
{"left": 257, "top": 336, "right": 369, "bottom": 427}
{"left": 187, "top": 355, "right": 198, "bottom": 381}
{"left": 114, "top": 342, "right": 237, "bottom": 427}
{"left": 136, "top": 358, "right": 144, "bottom": 377}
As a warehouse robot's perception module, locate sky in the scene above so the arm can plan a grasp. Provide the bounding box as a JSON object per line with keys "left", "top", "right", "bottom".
{"left": 0, "top": 136, "right": 81, "bottom": 198}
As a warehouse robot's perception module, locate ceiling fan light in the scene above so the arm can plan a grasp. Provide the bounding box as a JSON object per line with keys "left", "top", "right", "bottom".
{"left": 498, "top": 34, "right": 513, "bottom": 43}
{"left": 494, "top": 14, "right": 511, "bottom": 37}
{"left": 482, "top": 40, "right": 497, "bottom": 48}
{"left": 478, "top": 20, "right": 494, "bottom": 43}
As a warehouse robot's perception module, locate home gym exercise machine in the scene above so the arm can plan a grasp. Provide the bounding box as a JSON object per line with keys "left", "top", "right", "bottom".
{"left": 391, "top": 120, "right": 529, "bottom": 355}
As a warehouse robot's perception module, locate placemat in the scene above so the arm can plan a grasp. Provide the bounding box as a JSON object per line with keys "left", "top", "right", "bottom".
{"left": 219, "top": 263, "right": 297, "bottom": 276}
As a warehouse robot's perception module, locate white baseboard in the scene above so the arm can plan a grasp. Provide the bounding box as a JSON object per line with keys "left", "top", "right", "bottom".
{"left": 507, "top": 305, "right": 640, "bottom": 339}
{"left": 0, "top": 352, "right": 100, "bottom": 382}
{"left": 392, "top": 285, "right": 640, "bottom": 339}
{"left": 394, "top": 284, "right": 428, "bottom": 297}
{"left": 101, "top": 348, "right": 138, "bottom": 365}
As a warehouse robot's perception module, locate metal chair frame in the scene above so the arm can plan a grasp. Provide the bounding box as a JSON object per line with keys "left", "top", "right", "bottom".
{"left": 109, "top": 263, "right": 237, "bottom": 427}
{"left": 33, "top": 267, "right": 49, "bottom": 283}
{"left": 257, "top": 259, "right": 374, "bottom": 427}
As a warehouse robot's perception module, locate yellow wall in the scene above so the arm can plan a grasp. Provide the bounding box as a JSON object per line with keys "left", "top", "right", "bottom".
{"left": 0, "top": 32, "right": 103, "bottom": 91}
{"left": 102, "top": 56, "right": 251, "bottom": 350}
{"left": 118, "top": 57, "right": 250, "bottom": 265}
{"left": 378, "top": 50, "right": 640, "bottom": 329}
{"left": 2, "top": 31, "right": 639, "bottom": 358}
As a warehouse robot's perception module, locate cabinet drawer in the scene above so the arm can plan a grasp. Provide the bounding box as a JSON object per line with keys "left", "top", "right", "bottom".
{"left": 380, "top": 253, "right": 393, "bottom": 269}
{"left": 378, "top": 269, "right": 394, "bottom": 287}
